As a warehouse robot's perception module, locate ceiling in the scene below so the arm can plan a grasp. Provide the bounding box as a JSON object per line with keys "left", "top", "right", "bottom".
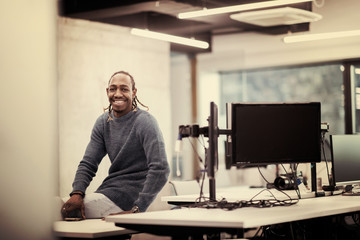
{"left": 59, "top": 0, "right": 314, "bottom": 53}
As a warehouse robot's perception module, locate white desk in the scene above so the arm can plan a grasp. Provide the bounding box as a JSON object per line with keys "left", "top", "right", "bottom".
{"left": 53, "top": 219, "right": 136, "bottom": 239}
{"left": 106, "top": 195, "right": 360, "bottom": 238}
{"left": 161, "top": 186, "right": 319, "bottom": 205}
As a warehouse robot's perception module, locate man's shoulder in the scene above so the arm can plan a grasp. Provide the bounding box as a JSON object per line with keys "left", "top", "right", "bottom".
{"left": 134, "top": 108, "right": 154, "bottom": 120}
{"left": 94, "top": 112, "right": 110, "bottom": 125}
{"left": 97, "top": 112, "right": 109, "bottom": 121}
{"left": 133, "top": 109, "right": 159, "bottom": 128}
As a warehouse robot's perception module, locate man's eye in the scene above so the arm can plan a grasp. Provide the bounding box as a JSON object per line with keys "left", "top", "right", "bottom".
{"left": 121, "top": 88, "right": 129, "bottom": 92}
{"left": 109, "top": 88, "right": 116, "bottom": 91}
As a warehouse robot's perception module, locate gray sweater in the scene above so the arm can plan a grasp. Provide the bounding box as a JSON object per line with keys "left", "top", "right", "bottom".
{"left": 72, "top": 108, "right": 170, "bottom": 212}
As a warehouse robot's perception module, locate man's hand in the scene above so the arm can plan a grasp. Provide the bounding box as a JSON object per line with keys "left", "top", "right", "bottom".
{"left": 61, "top": 194, "right": 85, "bottom": 220}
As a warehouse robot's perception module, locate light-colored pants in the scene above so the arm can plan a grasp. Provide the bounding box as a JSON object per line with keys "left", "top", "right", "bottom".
{"left": 62, "top": 192, "right": 123, "bottom": 219}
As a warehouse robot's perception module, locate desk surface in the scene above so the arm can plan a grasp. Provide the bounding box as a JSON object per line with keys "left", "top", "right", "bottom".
{"left": 53, "top": 219, "right": 136, "bottom": 238}
{"left": 161, "top": 186, "right": 318, "bottom": 204}
{"left": 106, "top": 195, "right": 360, "bottom": 230}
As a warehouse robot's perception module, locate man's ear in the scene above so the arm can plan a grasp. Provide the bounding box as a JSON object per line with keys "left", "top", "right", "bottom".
{"left": 133, "top": 88, "right": 137, "bottom": 97}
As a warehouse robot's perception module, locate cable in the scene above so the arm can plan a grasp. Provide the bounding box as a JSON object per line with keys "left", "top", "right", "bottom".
{"left": 278, "top": 164, "right": 301, "bottom": 198}
{"left": 250, "top": 188, "right": 299, "bottom": 206}
{"left": 258, "top": 164, "right": 302, "bottom": 201}
{"left": 182, "top": 136, "right": 208, "bottom": 202}
{"left": 280, "top": 164, "right": 287, "bottom": 173}
{"left": 196, "top": 167, "right": 207, "bottom": 203}
{"left": 352, "top": 213, "right": 360, "bottom": 228}
{"left": 257, "top": 166, "right": 271, "bottom": 185}
{"left": 250, "top": 226, "right": 263, "bottom": 239}
{"left": 321, "top": 132, "right": 332, "bottom": 186}
{"left": 197, "top": 134, "right": 206, "bottom": 150}
{"left": 185, "top": 187, "right": 299, "bottom": 211}
{"left": 257, "top": 164, "right": 300, "bottom": 201}
{"left": 186, "top": 137, "right": 204, "bottom": 165}
{"left": 290, "top": 222, "right": 295, "bottom": 240}
{"left": 291, "top": 164, "right": 301, "bottom": 199}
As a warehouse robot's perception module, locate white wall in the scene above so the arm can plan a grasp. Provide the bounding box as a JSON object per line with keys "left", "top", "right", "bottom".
{"left": 0, "top": 1, "right": 57, "bottom": 239}
{"left": 58, "top": 17, "right": 172, "bottom": 210}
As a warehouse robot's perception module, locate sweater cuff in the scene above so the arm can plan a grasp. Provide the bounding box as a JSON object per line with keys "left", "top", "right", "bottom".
{"left": 133, "top": 200, "right": 148, "bottom": 212}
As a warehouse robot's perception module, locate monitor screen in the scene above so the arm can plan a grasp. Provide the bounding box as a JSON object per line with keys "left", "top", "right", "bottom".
{"left": 230, "top": 102, "right": 321, "bottom": 166}
{"left": 330, "top": 134, "right": 360, "bottom": 186}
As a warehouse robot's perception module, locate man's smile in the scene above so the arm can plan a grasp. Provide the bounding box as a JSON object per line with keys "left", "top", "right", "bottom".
{"left": 112, "top": 99, "right": 127, "bottom": 105}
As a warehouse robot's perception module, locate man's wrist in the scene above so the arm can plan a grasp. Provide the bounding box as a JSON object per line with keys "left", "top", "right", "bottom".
{"left": 69, "top": 191, "right": 85, "bottom": 198}
{"left": 131, "top": 205, "right": 140, "bottom": 213}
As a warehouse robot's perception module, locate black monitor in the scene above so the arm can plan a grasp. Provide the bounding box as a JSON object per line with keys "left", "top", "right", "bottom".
{"left": 227, "top": 102, "right": 321, "bottom": 167}
{"left": 207, "top": 102, "right": 219, "bottom": 201}
{"left": 330, "top": 134, "right": 360, "bottom": 187}
{"left": 208, "top": 102, "right": 218, "bottom": 179}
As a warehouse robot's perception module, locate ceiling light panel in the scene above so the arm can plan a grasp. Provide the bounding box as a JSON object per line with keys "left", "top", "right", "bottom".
{"left": 230, "top": 7, "right": 322, "bottom": 27}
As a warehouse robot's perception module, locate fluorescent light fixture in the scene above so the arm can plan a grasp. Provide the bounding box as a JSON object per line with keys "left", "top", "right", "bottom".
{"left": 178, "top": 0, "right": 313, "bottom": 19}
{"left": 130, "top": 28, "right": 209, "bottom": 49}
{"left": 283, "top": 29, "right": 360, "bottom": 43}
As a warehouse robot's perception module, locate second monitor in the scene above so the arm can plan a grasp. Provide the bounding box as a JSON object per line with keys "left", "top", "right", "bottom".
{"left": 225, "top": 102, "right": 322, "bottom": 169}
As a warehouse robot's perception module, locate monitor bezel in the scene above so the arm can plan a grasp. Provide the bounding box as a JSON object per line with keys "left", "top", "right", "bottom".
{"left": 230, "top": 102, "right": 322, "bottom": 167}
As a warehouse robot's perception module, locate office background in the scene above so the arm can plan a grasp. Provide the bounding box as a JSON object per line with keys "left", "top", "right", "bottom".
{"left": 1, "top": 0, "right": 359, "bottom": 239}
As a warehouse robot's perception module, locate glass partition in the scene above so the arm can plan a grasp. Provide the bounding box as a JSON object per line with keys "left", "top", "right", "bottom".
{"left": 351, "top": 64, "right": 360, "bottom": 133}
{"left": 220, "top": 64, "right": 345, "bottom": 135}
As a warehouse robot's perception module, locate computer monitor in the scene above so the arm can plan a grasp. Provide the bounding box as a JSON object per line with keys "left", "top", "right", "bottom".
{"left": 330, "top": 134, "right": 360, "bottom": 187}
{"left": 227, "top": 102, "right": 321, "bottom": 167}
{"left": 207, "top": 102, "right": 219, "bottom": 201}
{"left": 208, "top": 102, "right": 218, "bottom": 179}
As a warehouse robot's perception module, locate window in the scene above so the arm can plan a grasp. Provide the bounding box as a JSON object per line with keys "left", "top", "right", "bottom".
{"left": 220, "top": 63, "right": 345, "bottom": 134}
{"left": 351, "top": 64, "right": 360, "bottom": 133}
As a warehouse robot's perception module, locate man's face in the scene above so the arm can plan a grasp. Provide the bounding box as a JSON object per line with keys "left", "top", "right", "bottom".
{"left": 106, "top": 73, "right": 137, "bottom": 118}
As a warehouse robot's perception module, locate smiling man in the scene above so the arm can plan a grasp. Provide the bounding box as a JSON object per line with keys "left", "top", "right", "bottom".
{"left": 61, "top": 71, "right": 170, "bottom": 219}
{"left": 107, "top": 72, "right": 136, "bottom": 118}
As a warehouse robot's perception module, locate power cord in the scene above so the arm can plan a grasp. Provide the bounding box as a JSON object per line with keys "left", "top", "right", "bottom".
{"left": 187, "top": 187, "right": 299, "bottom": 211}
{"left": 321, "top": 131, "right": 332, "bottom": 186}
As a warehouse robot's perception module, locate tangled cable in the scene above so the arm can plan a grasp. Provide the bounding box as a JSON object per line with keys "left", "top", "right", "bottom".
{"left": 185, "top": 188, "right": 299, "bottom": 210}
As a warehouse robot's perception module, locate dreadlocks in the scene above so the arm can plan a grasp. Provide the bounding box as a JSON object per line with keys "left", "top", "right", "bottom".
{"left": 104, "top": 71, "right": 149, "bottom": 122}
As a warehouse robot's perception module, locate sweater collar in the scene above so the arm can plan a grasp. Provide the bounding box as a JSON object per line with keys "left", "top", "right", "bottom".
{"left": 111, "top": 108, "right": 138, "bottom": 122}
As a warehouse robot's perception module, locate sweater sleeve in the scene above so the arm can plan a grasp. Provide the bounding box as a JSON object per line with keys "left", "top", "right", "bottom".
{"left": 133, "top": 113, "right": 170, "bottom": 211}
{"left": 72, "top": 115, "right": 107, "bottom": 194}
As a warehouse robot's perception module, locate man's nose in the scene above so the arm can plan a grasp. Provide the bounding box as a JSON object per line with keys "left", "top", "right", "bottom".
{"left": 114, "top": 88, "right": 122, "bottom": 96}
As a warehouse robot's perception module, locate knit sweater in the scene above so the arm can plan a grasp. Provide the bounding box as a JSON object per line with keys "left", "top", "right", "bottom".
{"left": 72, "top": 108, "right": 170, "bottom": 212}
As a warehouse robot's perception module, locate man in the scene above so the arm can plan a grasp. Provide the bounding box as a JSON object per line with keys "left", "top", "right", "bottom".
{"left": 61, "top": 71, "right": 170, "bottom": 219}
